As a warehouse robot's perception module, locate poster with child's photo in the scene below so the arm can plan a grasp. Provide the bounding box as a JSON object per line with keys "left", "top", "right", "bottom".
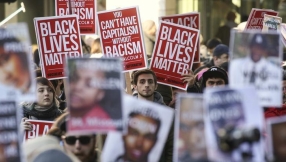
{"left": 102, "top": 95, "right": 174, "bottom": 162}
{"left": 204, "top": 86, "right": 264, "bottom": 162}
{"left": 66, "top": 57, "right": 125, "bottom": 133}
{"left": 0, "top": 23, "right": 36, "bottom": 101}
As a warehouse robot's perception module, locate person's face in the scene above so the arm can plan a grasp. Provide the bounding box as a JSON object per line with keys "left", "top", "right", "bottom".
{"left": 36, "top": 83, "right": 53, "bottom": 107}
{"left": 134, "top": 74, "right": 157, "bottom": 98}
{"left": 69, "top": 69, "right": 105, "bottom": 110}
{"left": 272, "top": 124, "right": 286, "bottom": 161}
{"left": 0, "top": 50, "right": 30, "bottom": 93}
{"left": 62, "top": 133, "right": 95, "bottom": 162}
{"left": 214, "top": 54, "right": 228, "bottom": 66}
{"left": 123, "top": 115, "right": 158, "bottom": 162}
{"left": 283, "top": 81, "right": 286, "bottom": 103}
{"left": 250, "top": 45, "right": 265, "bottom": 62}
{"left": 206, "top": 78, "right": 225, "bottom": 88}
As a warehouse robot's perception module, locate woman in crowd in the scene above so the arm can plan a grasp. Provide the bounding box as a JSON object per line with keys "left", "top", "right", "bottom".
{"left": 22, "top": 77, "right": 63, "bottom": 131}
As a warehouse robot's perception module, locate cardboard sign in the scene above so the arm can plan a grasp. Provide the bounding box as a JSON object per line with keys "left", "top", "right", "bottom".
{"left": 24, "top": 120, "right": 53, "bottom": 141}
{"left": 229, "top": 30, "right": 282, "bottom": 107}
{"left": 66, "top": 57, "right": 124, "bottom": 133}
{"left": 55, "top": 0, "right": 97, "bottom": 34}
{"left": 174, "top": 94, "right": 208, "bottom": 162}
{"left": 160, "top": 12, "right": 200, "bottom": 63}
{"left": 102, "top": 95, "right": 174, "bottom": 162}
{"left": 0, "top": 101, "right": 22, "bottom": 161}
{"left": 34, "top": 15, "right": 83, "bottom": 80}
{"left": 150, "top": 21, "right": 199, "bottom": 90}
{"left": 266, "top": 116, "right": 286, "bottom": 161}
{"left": 0, "top": 23, "right": 36, "bottom": 102}
{"left": 204, "top": 86, "right": 264, "bottom": 162}
{"left": 262, "top": 14, "right": 282, "bottom": 32}
{"left": 97, "top": 6, "right": 147, "bottom": 71}
{"left": 245, "top": 8, "right": 278, "bottom": 30}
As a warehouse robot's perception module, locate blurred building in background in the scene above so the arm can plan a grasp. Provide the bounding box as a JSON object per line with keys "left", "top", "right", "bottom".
{"left": 0, "top": 0, "right": 285, "bottom": 44}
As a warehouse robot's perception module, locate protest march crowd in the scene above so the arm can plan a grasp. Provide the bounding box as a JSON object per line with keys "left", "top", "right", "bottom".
{"left": 1, "top": 0, "right": 286, "bottom": 162}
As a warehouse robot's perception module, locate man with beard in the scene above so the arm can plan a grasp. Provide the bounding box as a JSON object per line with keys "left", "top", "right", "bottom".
{"left": 132, "top": 69, "right": 164, "bottom": 105}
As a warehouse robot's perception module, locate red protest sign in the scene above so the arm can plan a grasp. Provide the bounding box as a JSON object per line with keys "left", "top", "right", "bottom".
{"left": 55, "top": 0, "right": 97, "bottom": 34}
{"left": 24, "top": 120, "right": 54, "bottom": 141}
{"left": 150, "top": 21, "right": 200, "bottom": 90}
{"left": 97, "top": 6, "right": 147, "bottom": 71}
{"left": 160, "top": 12, "right": 200, "bottom": 63}
{"left": 34, "top": 15, "right": 83, "bottom": 80}
{"left": 245, "top": 8, "right": 278, "bottom": 30}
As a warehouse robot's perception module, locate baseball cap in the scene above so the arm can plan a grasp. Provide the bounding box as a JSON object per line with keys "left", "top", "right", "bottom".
{"left": 213, "top": 44, "right": 229, "bottom": 57}
{"left": 201, "top": 66, "right": 228, "bottom": 88}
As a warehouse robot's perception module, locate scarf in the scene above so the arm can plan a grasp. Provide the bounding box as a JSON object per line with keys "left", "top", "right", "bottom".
{"left": 23, "top": 102, "right": 62, "bottom": 120}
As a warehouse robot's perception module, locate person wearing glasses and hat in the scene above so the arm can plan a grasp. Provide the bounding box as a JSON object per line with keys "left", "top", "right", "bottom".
{"left": 47, "top": 113, "right": 98, "bottom": 162}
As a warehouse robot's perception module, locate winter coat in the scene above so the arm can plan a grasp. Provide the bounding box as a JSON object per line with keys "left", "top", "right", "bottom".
{"left": 22, "top": 102, "right": 63, "bottom": 121}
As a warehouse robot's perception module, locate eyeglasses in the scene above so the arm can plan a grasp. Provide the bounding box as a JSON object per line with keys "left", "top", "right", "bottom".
{"left": 62, "top": 136, "right": 92, "bottom": 145}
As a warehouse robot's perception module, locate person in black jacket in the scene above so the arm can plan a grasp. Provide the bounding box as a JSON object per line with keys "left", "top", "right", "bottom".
{"left": 22, "top": 77, "right": 62, "bottom": 131}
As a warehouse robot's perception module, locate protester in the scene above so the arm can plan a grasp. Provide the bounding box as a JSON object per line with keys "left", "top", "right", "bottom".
{"left": 206, "top": 38, "right": 222, "bottom": 59}
{"left": 116, "top": 109, "right": 161, "bottom": 162}
{"left": 24, "top": 135, "right": 80, "bottom": 162}
{"left": 132, "top": 69, "right": 164, "bottom": 105}
{"left": 215, "top": 11, "right": 238, "bottom": 46}
{"left": 213, "top": 44, "right": 229, "bottom": 67}
{"left": 142, "top": 20, "right": 156, "bottom": 58}
{"left": 22, "top": 77, "right": 62, "bottom": 131}
{"left": 195, "top": 38, "right": 222, "bottom": 74}
{"left": 0, "top": 28, "right": 32, "bottom": 94}
{"left": 48, "top": 113, "right": 98, "bottom": 162}
{"left": 201, "top": 66, "right": 228, "bottom": 90}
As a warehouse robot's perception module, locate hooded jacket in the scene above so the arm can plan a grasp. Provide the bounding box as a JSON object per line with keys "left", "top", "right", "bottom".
{"left": 132, "top": 91, "right": 165, "bottom": 105}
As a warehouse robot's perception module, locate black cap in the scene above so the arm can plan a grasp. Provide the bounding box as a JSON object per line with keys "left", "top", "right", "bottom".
{"left": 202, "top": 66, "right": 228, "bottom": 88}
